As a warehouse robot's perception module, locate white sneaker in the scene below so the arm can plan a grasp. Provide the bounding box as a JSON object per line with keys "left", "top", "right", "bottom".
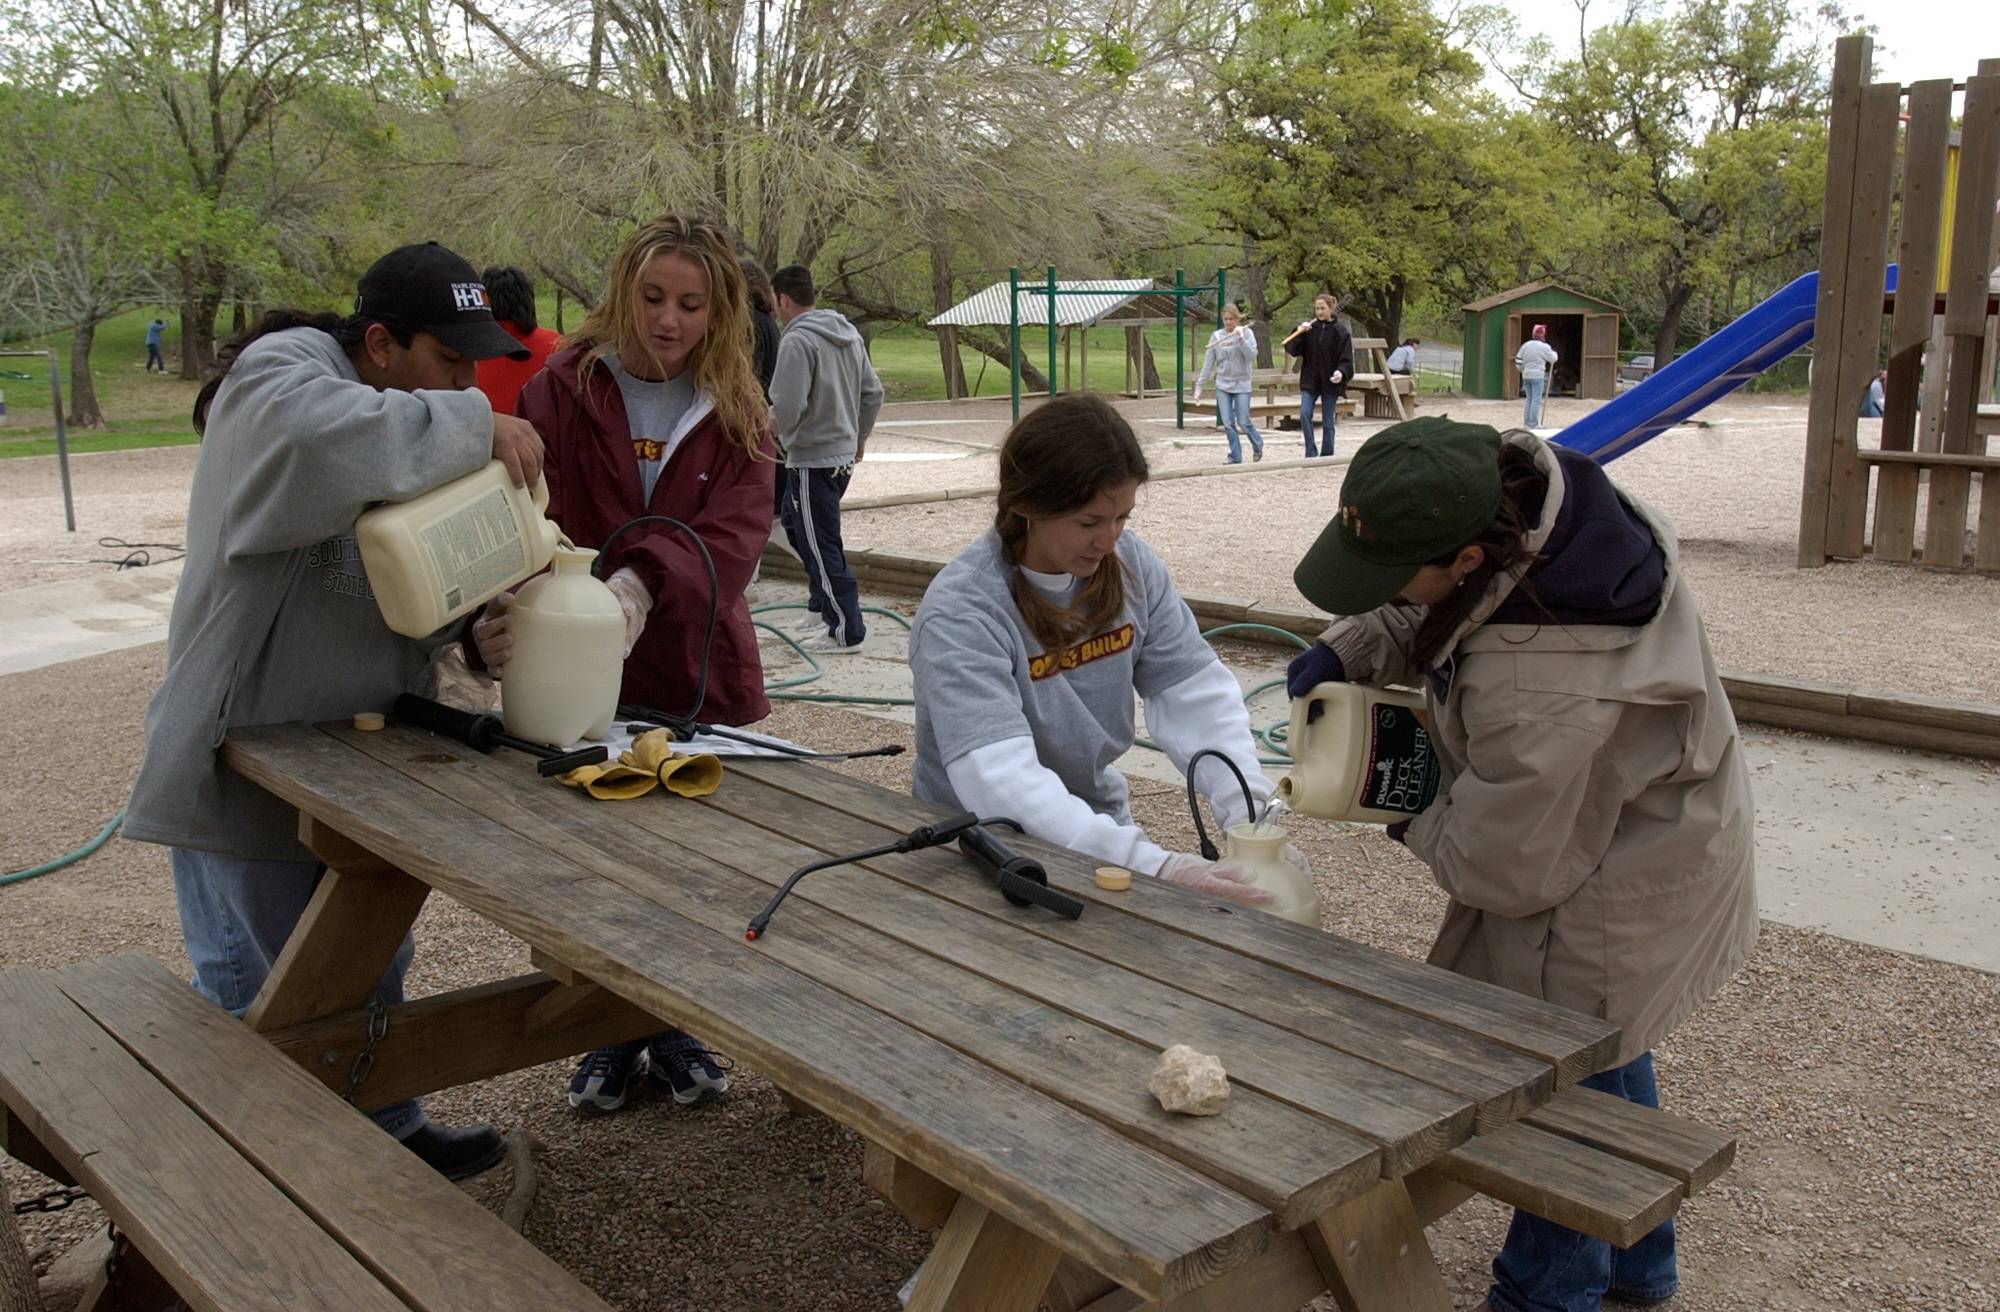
{"left": 802, "top": 633, "right": 865, "bottom": 655}
{"left": 790, "top": 611, "right": 827, "bottom": 635}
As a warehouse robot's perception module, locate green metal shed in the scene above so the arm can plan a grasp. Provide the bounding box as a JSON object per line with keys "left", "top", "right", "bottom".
{"left": 1461, "top": 282, "right": 1622, "bottom": 401}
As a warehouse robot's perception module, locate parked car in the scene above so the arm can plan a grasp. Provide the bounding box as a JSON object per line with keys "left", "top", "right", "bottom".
{"left": 1618, "top": 354, "right": 1655, "bottom": 384}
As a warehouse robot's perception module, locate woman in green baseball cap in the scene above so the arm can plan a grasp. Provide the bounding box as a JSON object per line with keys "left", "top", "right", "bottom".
{"left": 1286, "top": 416, "right": 1757, "bottom": 1312}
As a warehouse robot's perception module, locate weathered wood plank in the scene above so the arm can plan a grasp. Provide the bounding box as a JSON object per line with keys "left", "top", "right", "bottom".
{"left": 1300, "top": 1180, "right": 1452, "bottom": 1312}
{"left": 907, "top": 1197, "right": 1064, "bottom": 1312}
{"left": 58, "top": 955, "right": 619, "bottom": 1312}
{"left": 865, "top": 1142, "right": 960, "bottom": 1230}
{"left": 242, "top": 816, "right": 431, "bottom": 1032}
{"left": 701, "top": 772, "right": 1545, "bottom": 1136}
{"left": 352, "top": 725, "right": 1375, "bottom": 1228}
{"left": 0, "top": 968, "right": 407, "bottom": 1312}
{"left": 224, "top": 725, "right": 1270, "bottom": 1303}
{"left": 728, "top": 759, "right": 1621, "bottom": 1089}
{"left": 1427, "top": 1119, "right": 1683, "bottom": 1248}
{"left": 1522, "top": 1086, "right": 1736, "bottom": 1195}
{"left": 263, "top": 973, "right": 658, "bottom": 1106}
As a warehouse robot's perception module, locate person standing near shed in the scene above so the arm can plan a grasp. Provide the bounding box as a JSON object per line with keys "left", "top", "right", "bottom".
{"left": 1191, "top": 302, "right": 1264, "bottom": 464}
{"left": 1282, "top": 292, "right": 1352, "bottom": 458}
{"left": 769, "top": 263, "right": 884, "bottom": 654}
{"left": 1285, "top": 417, "right": 1757, "bottom": 1312}
{"left": 1515, "top": 323, "right": 1558, "bottom": 427}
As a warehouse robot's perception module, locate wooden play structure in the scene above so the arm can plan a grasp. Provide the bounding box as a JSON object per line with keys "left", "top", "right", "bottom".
{"left": 1800, "top": 38, "right": 2000, "bottom": 571}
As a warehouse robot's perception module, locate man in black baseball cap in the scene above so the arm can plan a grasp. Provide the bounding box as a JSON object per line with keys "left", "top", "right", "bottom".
{"left": 354, "top": 242, "right": 531, "bottom": 364}
{"left": 128, "top": 240, "right": 544, "bottom": 1185}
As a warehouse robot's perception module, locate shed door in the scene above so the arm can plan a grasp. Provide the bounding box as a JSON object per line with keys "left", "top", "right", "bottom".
{"left": 1582, "top": 313, "right": 1620, "bottom": 399}
{"left": 1502, "top": 314, "right": 1523, "bottom": 400}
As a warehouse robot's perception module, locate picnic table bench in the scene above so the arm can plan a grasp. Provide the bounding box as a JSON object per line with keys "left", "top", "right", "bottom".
{"left": 1187, "top": 337, "right": 1416, "bottom": 428}
{"left": 0, "top": 953, "right": 615, "bottom": 1312}
{"left": 0, "top": 717, "right": 1736, "bottom": 1311}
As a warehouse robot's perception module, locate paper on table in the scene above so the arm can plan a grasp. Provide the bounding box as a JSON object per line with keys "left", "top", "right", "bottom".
{"left": 574, "top": 722, "right": 815, "bottom": 761}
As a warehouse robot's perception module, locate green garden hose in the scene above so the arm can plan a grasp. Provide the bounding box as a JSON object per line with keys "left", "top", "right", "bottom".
{"left": 1, "top": 812, "right": 124, "bottom": 888}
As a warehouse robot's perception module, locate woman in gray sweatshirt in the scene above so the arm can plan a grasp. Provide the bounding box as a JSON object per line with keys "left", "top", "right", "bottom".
{"left": 1191, "top": 303, "right": 1264, "bottom": 464}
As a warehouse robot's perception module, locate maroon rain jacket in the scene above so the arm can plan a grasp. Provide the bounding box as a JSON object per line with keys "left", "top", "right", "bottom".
{"left": 517, "top": 344, "right": 776, "bottom": 726}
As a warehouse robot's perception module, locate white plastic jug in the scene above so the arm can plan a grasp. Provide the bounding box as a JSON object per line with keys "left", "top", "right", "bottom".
{"left": 1278, "top": 682, "right": 1440, "bottom": 824}
{"left": 356, "top": 461, "right": 564, "bottom": 638}
{"left": 1222, "top": 822, "right": 1320, "bottom": 927}
{"left": 500, "top": 547, "right": 626, "bottom": 747}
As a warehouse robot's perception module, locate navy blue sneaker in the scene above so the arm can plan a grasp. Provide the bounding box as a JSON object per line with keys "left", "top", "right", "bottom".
{"left": 645, "top": 1031, "right": 731, "bottom": 1106}
{"left": 567, "top": 1043, "right": 641, "bottom": 1112}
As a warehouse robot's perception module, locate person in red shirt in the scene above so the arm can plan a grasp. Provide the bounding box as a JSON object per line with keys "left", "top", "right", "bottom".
{"left": 471, "top": 216, "right": 776, "bottom": 1114}
{"left": 473, "top": 265, "right": 561, "bottom": 416}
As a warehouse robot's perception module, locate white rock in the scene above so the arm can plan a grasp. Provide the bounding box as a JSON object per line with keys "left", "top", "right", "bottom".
{"left": 1149, "top": 1044, "right": 1229, "bottom": 1116}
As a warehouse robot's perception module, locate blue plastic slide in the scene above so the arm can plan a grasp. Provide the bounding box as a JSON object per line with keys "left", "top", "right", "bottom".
{"left": 1554, "top": 266, "right": 1895, "bottom": 462}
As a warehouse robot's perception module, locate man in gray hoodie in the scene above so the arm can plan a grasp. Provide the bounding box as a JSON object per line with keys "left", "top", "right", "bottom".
{"left": 770, "top": 265, "right": 883, "bottom": 653}
{"left": 124, "top": 242, "right": 543, "bottom": 1181}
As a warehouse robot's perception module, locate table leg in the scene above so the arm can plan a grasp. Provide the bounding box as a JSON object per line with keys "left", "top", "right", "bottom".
{"left": 906, "top": 1195, "right": 1063, "bottom": 1312}
{"left": 1300, "top": 1179, "right": 1452, "bottom": 1312}
{"left": 243, "top": 817, "right": 430, "bottom": 1032}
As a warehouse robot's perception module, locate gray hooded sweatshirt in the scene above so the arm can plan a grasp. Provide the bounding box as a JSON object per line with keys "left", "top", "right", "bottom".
{"left": 123, "top": 328, "right": 493, "bottom": 862}
{"left": 769, "top": 308, "right": 884, "bottom": 468}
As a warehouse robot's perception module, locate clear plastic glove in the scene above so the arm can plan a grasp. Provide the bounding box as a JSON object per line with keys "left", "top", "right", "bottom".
{"left": 1281, "top": 841, "right": 1313, "bottom": 877}
{"left": 1330, "top": 369, "right": 1345, "bottom": 386}
{"left": 605, "top": 567, "right": 653, "bottom": 657}
{"left": 470, "top": 590, "right": 516, "bottom": 669}
{"left": 1156, "top": 852, "right": 1272, "bottom": 907}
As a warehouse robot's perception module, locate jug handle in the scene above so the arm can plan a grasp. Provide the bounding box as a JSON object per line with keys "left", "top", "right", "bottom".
{"left": 1295, "top": 681, "right": 1342, "bottom": 760}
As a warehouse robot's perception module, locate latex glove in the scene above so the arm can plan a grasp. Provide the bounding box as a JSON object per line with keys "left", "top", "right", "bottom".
{"left": 1281, "top": 842, "right": 1314, "bottom": 877}
{"left": 1330, "top": 369, "right": 1344, "bottom": 386}
{"left": 605, "top": 567, "right": 653, "bottom": 657}
{"left": 1156, "top": 852, "right": 1272, "bottom": 907}
{"left": 471, "top": 590, "right": 516, "bottom": 669}
{"left": 1285, "top": 641, "right": 1346, "bottom": 699}
{"left": 1190, "top": 388, "right": 1203, "bottom": 403}
{"left": 491, "top": 413, "right": 546, "bottom": 489}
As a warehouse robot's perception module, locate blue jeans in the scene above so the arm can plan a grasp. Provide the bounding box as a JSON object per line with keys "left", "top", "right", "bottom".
{"left": 1216, "top": 391, "right": 1263, "bottom": 463}
{"left": 1523, "top": 376, "right": 1548, "bottom": 427}
{"left": 1299, "top": 388, "right": 1336, "bottom": 456}
{"left": 170, "top": 847, "right": 425, "bottom": 1139}
{"left": 1487, "top": 1052, "right": 1678, "bottom": 1312}
{"left": 780, "top": 465, "right": 864, "bottom": 645}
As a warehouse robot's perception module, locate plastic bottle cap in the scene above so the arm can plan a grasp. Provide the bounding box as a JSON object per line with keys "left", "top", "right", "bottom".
{"left": 1094, "top": 866, "right": 1132, "bottom": 891}
{"left": 352, "top": 712, "right": 386, "bottom": 732}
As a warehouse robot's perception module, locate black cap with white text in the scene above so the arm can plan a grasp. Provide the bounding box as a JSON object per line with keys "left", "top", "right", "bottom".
{"left": 354, "top": 242, "right": 528, "bottom": 361}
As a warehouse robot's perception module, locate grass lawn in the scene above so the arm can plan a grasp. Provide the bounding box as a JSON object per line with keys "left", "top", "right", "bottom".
{"left": 2, "top": 306, "right": 204, "bottom": 453}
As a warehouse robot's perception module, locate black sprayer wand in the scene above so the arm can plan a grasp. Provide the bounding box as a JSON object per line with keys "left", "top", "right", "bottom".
{"left": 744, "top": 813, "right": 1083, "bottom": 940}
{"left": 394, "top": 694, "right": 609, "bottom": 777}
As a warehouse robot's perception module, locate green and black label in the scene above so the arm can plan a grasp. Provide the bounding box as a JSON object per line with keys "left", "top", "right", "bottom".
{"left": 1359, "top": 704, "right": 1440, "bottom": 815}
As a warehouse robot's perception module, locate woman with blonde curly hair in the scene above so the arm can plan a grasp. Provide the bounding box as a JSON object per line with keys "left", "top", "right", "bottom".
{"left": 485, "top": 216, "right": 776, "bottom": 1113}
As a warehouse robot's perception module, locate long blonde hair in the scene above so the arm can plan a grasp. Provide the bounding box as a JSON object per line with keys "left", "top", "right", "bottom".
{"left": 571, "top": 215, "right": 767, "bottom": 456}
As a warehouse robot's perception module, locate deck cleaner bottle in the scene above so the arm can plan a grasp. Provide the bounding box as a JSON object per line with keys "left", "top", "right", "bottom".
{"left": 1278, "top": 682, "right": 1441, "bottom": 823}
{"left": 356, "top": 461, "right": 564, "bottom": 638}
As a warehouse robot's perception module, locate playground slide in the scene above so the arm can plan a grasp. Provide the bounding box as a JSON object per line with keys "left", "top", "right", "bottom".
{"left": 1554, "top": 266, "right": 1896, "bottom": 463}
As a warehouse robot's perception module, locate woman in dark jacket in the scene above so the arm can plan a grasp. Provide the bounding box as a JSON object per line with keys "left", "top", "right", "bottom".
{"left": 1281, "top": 292, "right": 1354, "bottom": 458}
{"left": 742, "top": 257, "right": 781, "bottom": 399}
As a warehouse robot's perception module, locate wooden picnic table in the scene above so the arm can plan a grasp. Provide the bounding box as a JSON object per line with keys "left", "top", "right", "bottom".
{"left": 221, "top": 718, "right": 1639, "bottom": 1311}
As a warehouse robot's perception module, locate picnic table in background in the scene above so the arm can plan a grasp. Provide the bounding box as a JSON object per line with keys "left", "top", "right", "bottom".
{"left": 209, "top": 718, "right": 1732, "bottom": 1311}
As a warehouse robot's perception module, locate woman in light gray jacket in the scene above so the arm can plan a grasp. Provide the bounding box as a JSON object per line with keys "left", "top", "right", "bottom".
{"left": 1286, "top": 417, "right": 1757, "bottom": 1312}
{"left": 1191, "top": 303, "right": 1263, "bottom": 464}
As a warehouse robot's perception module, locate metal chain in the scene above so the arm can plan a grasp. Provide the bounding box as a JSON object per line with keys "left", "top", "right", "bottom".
{"left": 103, "top": 1222, "right": 124, "bottom": 1292}
{"left": 11, "top": 1184, "right": 88, "bottom": 1215}
{"left": 340, "top": 998, "right": 391, "bottom": 1104}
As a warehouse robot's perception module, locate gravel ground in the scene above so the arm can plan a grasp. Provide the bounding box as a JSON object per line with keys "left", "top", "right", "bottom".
{"left": 3, "top": 651, "right": 1996, "bottom": 1311}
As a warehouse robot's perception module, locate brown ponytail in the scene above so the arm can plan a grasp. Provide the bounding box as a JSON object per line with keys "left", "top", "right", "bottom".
{"left": 994, "top": 394, "right": 1150, "bottom": 651}
{"left": 1407, "top": 441, "right": 1551, "bottom": 670}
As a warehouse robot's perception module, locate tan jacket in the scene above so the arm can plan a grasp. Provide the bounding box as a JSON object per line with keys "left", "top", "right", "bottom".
{"left": 1322, "top": 435, "right": 1757, "bottom": 1068}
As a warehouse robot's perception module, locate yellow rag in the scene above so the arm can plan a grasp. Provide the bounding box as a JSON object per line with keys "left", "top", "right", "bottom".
{"left": 562, "top": 729, "right": 723, "bottom": 800}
